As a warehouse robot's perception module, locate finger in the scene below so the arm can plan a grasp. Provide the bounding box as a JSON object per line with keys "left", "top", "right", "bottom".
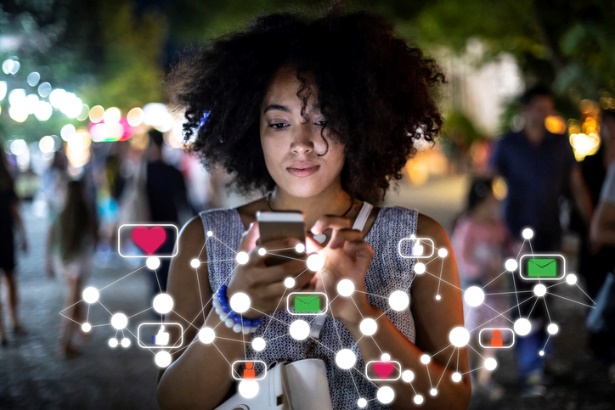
{"left": 328, "top": 228, "right": 363, "bottom": 249}
{"left": 254, "top": 260, "right": 308, "bottom": 285}
{"left": 310, "top": 215, "right": 351, "bottom": 235}
{"left": 344, "top": 241, "right": 375, "bottom": 260}
{"left": 238, "top": 222, "right": 260, "bottom": 253}
{"left": 261, "top": 270, "right": 313, "bottom": 298}
{"left": 257, "top": 237, "right": 303, "bottom": 254}
{"left": 305, "top": 234, "right": 324, "bottom": 254}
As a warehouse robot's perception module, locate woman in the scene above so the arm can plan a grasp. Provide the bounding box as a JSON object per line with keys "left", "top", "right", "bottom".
{"left": 45, "top": 179, "right": 98, "bottom": 357}
{"left": 0, "top": 152, "right": 28, "bottom": 346}
{"left": 158, "top": 10, "right": 470, "bottom": 409}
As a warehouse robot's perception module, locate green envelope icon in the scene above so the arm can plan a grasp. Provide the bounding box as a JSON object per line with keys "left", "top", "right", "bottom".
{"left": 294, "top": 295, "right": 321, "bottom": 313}
{"left": 527, "top": 258, "right": 558, "bottom": 277}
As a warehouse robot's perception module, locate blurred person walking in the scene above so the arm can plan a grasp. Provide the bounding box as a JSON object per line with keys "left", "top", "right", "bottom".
{"left": 489, "top": 85, "right": 593, "bottom": 396}
{"left": 41, "top": 151, "right": 68, "bottom": 217}
{"left": 574, "top": 109, "right": 615, "bottom": 297}
{"left": 0, "top": 152, "right": 28, "bottom": 346}
{"left": 119, "top": 129, "right": 189, "bottom": 296}
{"left": 45, "top": 180, "right": 99, "bottom": 357}
{"left": 589, "top": 108, "right": 615, "bottom": 383}
{"left": 452, "top": 177, "right": 512, "bottom": 401}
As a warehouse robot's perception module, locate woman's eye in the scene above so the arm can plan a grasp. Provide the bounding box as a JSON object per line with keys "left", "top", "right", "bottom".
{"left": 268, "top": 122, "right": 289, "bottom": 130}
{"left": 315, "top": 120, "right": 327, "bottom": 127}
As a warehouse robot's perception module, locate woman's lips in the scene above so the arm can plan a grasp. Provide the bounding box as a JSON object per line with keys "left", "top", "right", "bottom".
{"left": 287, "top": 165, "right": 320, "bottom": 177}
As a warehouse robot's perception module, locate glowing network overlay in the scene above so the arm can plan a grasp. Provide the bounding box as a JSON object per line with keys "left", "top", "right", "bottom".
{"left": 58, "top": 225, "right": 596, "bottom": 408}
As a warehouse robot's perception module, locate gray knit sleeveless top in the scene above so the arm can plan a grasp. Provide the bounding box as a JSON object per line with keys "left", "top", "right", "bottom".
{"left": 201, "top": 205, "right": 418, "bottom": 409}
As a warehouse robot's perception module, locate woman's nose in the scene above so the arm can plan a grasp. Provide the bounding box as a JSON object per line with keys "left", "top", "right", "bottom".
{"left": 290, "top": 123, "right": 316, "bottom": 154}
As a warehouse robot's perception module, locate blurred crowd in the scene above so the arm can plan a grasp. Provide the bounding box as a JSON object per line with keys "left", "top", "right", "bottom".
{"left": 0, "top": 127, "right": 223, "bottom": 356}
{"left": 451, "top": 85, "right": 615, "bottom": 402}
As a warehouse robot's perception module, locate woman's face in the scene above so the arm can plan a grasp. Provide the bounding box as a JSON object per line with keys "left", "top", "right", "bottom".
{"left": 260, "top": 67, "right": 345, "bottom": 198}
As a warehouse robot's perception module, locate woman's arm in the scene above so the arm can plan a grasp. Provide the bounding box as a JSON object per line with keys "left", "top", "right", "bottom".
{"left": 157, "top": 216, "right": 309, "bottom": 408}
{"left": 157, "top": 216, "right": 248, "bottom": 409}
{"left": 344, "top": 214, "right": 471, "bottom": 409}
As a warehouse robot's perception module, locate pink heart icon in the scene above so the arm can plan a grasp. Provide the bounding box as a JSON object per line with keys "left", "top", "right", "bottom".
{"left": 131, "top": 226, "right": 167, "bottom": 255}
{"left": 373, "top": 362, "right": 395, "bottom": 379}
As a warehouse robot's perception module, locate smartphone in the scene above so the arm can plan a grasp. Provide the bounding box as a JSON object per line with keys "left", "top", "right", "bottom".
{"left": 256, "top": 211, "right": 306, "bottom": 266}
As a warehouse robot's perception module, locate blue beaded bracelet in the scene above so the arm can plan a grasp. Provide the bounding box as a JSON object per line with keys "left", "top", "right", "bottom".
{"left": 213, "top": 285, "right": 263, "bottom": 334}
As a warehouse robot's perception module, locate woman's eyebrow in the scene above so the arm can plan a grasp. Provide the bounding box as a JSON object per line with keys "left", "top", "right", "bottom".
{"left": 263, "top": 104, "right": 290, "bottom": 114}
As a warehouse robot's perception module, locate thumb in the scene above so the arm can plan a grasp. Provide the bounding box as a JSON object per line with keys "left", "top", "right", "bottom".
{"left": 238, "top": 222, "right": 260, "bottom": 253}
{"left": 305, "top": 234, "right": 324, "bottom": 254}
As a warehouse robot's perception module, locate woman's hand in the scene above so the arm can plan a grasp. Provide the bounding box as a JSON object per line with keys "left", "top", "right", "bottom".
{"left": 306, "top": 216, "right": 375, "bottom": 326}
{"left": 226, "top": 223, "right": 313, "bottom": 319}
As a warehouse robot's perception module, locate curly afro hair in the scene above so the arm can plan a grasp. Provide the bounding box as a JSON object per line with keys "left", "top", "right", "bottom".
{"left": 168, "top": 10, "right": 445, "bottom": 203}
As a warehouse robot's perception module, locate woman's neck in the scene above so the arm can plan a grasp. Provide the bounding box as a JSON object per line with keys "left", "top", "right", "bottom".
{"left": 269, "top": 186, "right": 354, "bottom": 229}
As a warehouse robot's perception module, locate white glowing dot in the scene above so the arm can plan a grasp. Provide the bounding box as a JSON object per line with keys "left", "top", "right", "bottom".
{"left": 198, "top": 327, "right": 216, "bottom": 344}
{"left": 566, "top": 274, "right": 577, "bottom": 285}
{"left": 236, "top": 251, "right": 249, "bottom": 265}
{"left": 357, "top": 398, "right": 368, "bottom": 408}
{"left": 146, "top": 256, "right": 161, "bottom": 270}
{"left": 429, "top": 388, "right": 438, "bottom": 397}
{"left": 284, "top": 277, "right": 296, "bottom": 288}
{"left": 81, "top": 322, "right": 92, "bottom": 333}
{"left": 402, "top": 370, "right": 415, "bottom": 383}
{"left": 153, "top": 293, "right": 174, "bottom": 314}
{"left": 190, "top": 259, "right": 200, "bottom": 268}
{"left": 413, "top": 394, "right": 424, "bottom": 405}
{"left": 238, "top": 379, "right": 259, "bottom": 399}
{"left": 335, "top": 349, "right": 357, "bottom": 370}
{"left": 438, "top": 248, "right": 448, "bottom": 258}
{"left": 229, "top": 292, "right": 251, "bottom": 314}
{"left": 505, "top": 258, "right": 518, "bottom": 272}
{"left": 522, "top": 228, "right": 534, "bottom": 240}
{"left": 289, "top": 320, "right": 310, "bottom": 341}
{"left": 414, "top": 262, "right": 426, "bottom": 275}
{"left": 108, "top": 338, "right": 119, "bottom": 348}
{"left": 252, "top": 337, "right": 266, "bottom": 352}
{"left": 121, "top": 337, "right": 131, "bottom": 348}
{"left": 207, "top": 231, "right": 213, "bottom": 237}
{"left": 539, "top": 350, "right": 545, "bottom": 356}
{"left": 377, "top": 386, "right": 395, "bottom": 404}
{"left": 452, "top": 372, "right": 462, "bottom": 383}
{"left": 514, "top": 318, "right": 532, "bottom": 336}
{"left": 82, "top": 287, "right": 100, "bottom": 304}
{"left": 111, "top": 313, "right": 128, "bottom": 330}
{"left": 449, "top": 326, "right": 471, "bottom": 347}
{"left": 360, "top": 318, "right": 378, "bottom": 336}
{"left": 306, "top": 253, "right": 325, "bottom": 271}
{"left": 464, "top": 286, "right": 485, "bottom": 307}
{"left": 547, "top": 323, "right": 559, "bottom": 335}
{"left": 381, "top": 353, "right": 391, "bottom": 361}
{"left": 420, "top": 354, "right": 431, "bottom": 365}
{"left": 257, "top": 247, "right": 267, "bottom": 256}
{"left": 337, "top": 279, "right": 355, "bottom": 297}
{"left": 295, "top": 243, "right": 305, "bottom": 253}
{"left": 484, "top": 358, "right": 497, "bottom": 371}
{"left": 155, "top": 351, "right": 172, "bottom": 368}
{"left": 389, "top": 290, "right": 410, "bottom": 311}
{"left": 435, "top": 294, "right": 442, "bottom": 301}
{"left": 533, "top": 284, "right": 547, "bottom": 297}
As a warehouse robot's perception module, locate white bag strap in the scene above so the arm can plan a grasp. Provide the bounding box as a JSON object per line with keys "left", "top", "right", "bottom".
{"left": 309, "top": 202, "right": 373, "bottom": 340}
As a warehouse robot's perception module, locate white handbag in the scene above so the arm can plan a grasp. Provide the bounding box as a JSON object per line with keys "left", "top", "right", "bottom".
{"left": 214, "top": 358, "right": 333, "bottom": 410}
